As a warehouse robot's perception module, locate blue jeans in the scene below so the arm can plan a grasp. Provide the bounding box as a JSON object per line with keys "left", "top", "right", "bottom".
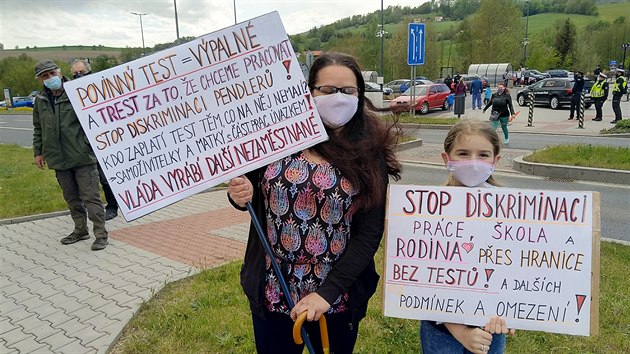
{"left": 420, "top": 321, "right": 506, "bottom": 354}
{"left": 472, "top": 93, "right": 482, "bottom": 109}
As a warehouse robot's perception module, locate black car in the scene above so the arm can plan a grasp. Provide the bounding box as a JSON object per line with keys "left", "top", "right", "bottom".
{"left": 545, "top": 69, "right": 570, "bottom": 78}
{"left": 516, "top": 78, "right": 593, "bottom": 110}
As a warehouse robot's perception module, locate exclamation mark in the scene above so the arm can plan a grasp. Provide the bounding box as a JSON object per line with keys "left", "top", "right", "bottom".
{"left": 575, "top": 294, "right": 586, "bottom": 322}
{"left": 282, "top": 60, "right": 291, "bottom": 80}
{"left": 305, "top": 93, "right": 312, "bottom": 109}
{"left": 484, "top": 269, "right": 494, "bottom": 288}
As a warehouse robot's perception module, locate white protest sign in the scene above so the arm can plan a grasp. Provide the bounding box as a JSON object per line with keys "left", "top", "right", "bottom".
{"left": 64, "top": 12, "right": 328, "bottom": 221}
{"left": 384, "top": 185, "right": 600, "bottom": 336}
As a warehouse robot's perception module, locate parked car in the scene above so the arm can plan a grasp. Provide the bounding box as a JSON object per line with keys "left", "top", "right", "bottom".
{"left": 459, "top": 74, "right": 489, "bottom": 90}
{"left": 389, "top": 83, "right": 451, "bottom": 114}
{"left": 0, "top": 96, "right": 34, "bottom": 108}
{"left": 384, "top": 79, "right": 409, "bottom": 94}
{"left": 365, "top": 81, "right": 393, "bottom": 96}
{"left": 545, "top": 69, "right": 570, "bottom": 78}
{"left": 399, "top": 79, "right": 434, "bottom": 94}
{"left": 522, "top": 69, "right": 549, "bottom": 84}
{"left": 516, "top": 78, "right": 593, "bottom": 110}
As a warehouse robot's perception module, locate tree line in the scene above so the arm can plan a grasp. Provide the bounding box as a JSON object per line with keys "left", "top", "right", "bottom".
{"left": 1, "top": 0, "right": 627, "bottom": 97}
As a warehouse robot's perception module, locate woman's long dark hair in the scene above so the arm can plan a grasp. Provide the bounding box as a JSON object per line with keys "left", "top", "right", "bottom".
{"left": 308, "top": 52, "right": 402, "bottom": 210}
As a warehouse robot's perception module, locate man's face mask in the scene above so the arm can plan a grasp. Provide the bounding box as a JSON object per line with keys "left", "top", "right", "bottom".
{"left": 73, "top": 71, "right": 91, "bottom": 79}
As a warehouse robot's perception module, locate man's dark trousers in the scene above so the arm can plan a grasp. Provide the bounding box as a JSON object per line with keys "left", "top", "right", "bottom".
{"left": 612, "top": 93, "right": 623, "bottom": 121}
{"left": 593, "top": 98, "right": 605, "bottom": 120}
{"left": 569, "top": 94, "right": 581, "bottom": 119}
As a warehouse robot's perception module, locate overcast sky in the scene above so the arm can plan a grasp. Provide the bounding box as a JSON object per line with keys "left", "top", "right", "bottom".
{"left": 1, "top": 0, "right": 427, "bottom": 49}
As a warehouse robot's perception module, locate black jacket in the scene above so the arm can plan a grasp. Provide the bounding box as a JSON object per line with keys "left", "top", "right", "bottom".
{"left": 483, "top": 92, "right": 514, "bottom": 118}
{"left": 229, "top": 157, "right": 388, "bottom": 323}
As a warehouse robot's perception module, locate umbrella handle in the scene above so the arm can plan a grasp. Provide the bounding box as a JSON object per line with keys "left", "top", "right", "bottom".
{"left": 293, "top": 311, "right": 330, "bottom": 354}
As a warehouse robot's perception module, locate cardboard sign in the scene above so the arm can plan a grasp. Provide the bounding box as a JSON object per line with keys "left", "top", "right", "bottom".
{"left": 64, "top": 12, "right": 328, "bottom": 220}
{"left": 384, "top": 185, "right": 600, "bottom": 336}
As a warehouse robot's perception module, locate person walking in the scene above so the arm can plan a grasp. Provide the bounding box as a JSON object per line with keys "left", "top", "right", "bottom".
{"left": 568, "top": 71, "right": 585, "bottom": 120}
{"left": 227, "top": 52, "right": 402, "bottom": 354}
{"left": 611, "top": 69, "right": 627, "bottom": 123}
{"left": 32, "top": 59, "right": 108, "bottom": 251}
{"left": 470, "top": 77, "right": 483, "bottom": 110}
{"left": 70, "top": 59, "right": 118, "bottom": 220}
{"left": 483, "top": 83, "right": 515, "bottom": 145}
{"left": 590, "top": 72, "right": 609, "bottom": 121}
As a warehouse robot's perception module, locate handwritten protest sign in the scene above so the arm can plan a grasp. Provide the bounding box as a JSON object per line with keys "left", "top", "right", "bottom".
{"left": 384, "top": 185, "right": 600, "bottom": 336}
{"left": 64, "top": 12, "right": 328, "bottom": 221}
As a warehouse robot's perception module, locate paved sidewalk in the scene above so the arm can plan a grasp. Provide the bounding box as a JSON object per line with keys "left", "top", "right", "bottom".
{"left": 1, "top": 191, "right": 250, "bottom": 354}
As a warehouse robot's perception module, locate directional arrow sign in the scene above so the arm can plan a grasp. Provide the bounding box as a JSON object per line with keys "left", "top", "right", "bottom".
{"left": 407, "top": 23, "right": 425, "bottom": 65}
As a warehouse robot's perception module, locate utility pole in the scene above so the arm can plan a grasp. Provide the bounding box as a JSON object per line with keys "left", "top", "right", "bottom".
{"left": 233, "top": 0, "right": 237, "bottom": 24}
{"left": 174, "top": 0, "right": 180, "bottom": 43}
{"left": 131, "top": 12, "right": 147, "bottom": 56}
{"left": 380, "top": 0, "right": 384, "bottom": 80}
{"left": 522, "top": 1, "right": 530, "bottom": 67}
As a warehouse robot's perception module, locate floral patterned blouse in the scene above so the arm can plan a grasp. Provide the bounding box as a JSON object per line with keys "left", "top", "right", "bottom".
{"left": 261, "top": 152, "right": 358, "bottom": 315}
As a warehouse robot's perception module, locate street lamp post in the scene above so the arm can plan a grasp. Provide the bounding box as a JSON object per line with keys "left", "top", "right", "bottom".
{"left": 522, "top": 1, "right": 530, "bottom": 67}
{"left": 131, "top": 12, "right": 147, "bottom": 56}
{"left": 233, "top": 0, "right": 237, "bottom": 24}
{"left": 174, "top": 0, "right": 180, "bottom": 43}
{"left": 380, "top": 0, "right": 384, "bottom": 81}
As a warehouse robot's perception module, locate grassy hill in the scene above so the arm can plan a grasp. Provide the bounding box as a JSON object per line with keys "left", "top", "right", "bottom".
{"left": 0, "top": 45, "right": 123, "bottom": 62}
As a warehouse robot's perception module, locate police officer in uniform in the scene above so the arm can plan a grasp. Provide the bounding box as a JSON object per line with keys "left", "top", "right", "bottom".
{"left": 590, "top": 72, "right": 609, "bottom": 121}
{"left": 611, "top": 69, "right": 627, "bottom": 123}
{"left": 568, "top": 71, "right": 585, "bottom": 120}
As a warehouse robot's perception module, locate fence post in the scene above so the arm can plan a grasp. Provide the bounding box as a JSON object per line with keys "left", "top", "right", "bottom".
{"left": 527, "top": 92, "right": 535, "bottom": 127}
{"left": 578, "top": 92, "right": 585, "bottom": 129}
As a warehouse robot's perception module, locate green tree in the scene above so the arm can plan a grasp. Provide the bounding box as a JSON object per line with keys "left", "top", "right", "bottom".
{"left": 456, "top": 0, "right": 521, "bottom": 69}
{"left": 554, "top": 18, "right": 577, "bottom": 66}
{"left": 0, "top": 54, "right": 39, "bottom": 97}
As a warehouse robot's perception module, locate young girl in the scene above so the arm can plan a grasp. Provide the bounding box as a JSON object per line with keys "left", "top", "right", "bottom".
{"left": 483, "top": 85, "right": 492, "bottom": 106}
{"left": 420, "top": 120, "right": 515, "bottom": 354}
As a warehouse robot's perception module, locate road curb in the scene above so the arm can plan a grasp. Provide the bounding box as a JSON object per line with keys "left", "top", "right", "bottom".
{"left": 513, "top": 154, "right": 630, "bottom": 185}
{"left": 401, "top": 123, "right": 630, "bottom": 138}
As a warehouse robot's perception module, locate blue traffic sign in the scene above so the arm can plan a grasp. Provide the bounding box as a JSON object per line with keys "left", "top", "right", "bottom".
{"left": 407, "top": 23, "right": 425, "bottom": 65}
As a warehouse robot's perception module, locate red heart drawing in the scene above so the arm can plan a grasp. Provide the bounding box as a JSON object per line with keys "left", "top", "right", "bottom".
{"left": 462, "top": 242, "right": 474, "bottom": 253}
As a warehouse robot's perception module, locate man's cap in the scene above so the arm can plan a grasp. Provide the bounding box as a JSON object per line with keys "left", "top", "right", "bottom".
{"left": 598, "top": 72, "right": 607, "bottom": 78}
{"left": 617, "top": 69, "right": 625, "bottom": 74}
{"left": 34, "top": 60, "right": 59, "bottom": 77}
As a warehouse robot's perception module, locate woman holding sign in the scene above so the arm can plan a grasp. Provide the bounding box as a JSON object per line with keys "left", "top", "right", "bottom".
{"left": 228, "top": 52, "right": 402, "bottom": 353}
{"left": 420, "top": 120, "right": 515, "bottom": 354}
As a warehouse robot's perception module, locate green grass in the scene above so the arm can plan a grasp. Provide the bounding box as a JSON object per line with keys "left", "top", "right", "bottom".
{"left": 524, "top": 144, "right": 630, "bottom": 170}
{"left": 0, "top": 144, "right": 67, "bottom": 219}
{"left": 110, "top": 241, "right": 630, "bottom": 353}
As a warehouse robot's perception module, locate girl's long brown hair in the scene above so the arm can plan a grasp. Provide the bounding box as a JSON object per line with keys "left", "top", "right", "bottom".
{"left": 308, "top": 52, "right": 402, "bottom": 209}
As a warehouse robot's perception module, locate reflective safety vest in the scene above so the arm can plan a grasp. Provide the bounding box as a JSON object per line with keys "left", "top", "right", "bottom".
{"left": 613, "top": 76, "right": 627, "bottom": 93}
{"left": 590, "top": 81, "right": 606, "bottom": 98}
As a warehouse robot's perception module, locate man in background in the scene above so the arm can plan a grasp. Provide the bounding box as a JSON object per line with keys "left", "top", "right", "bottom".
{"left": 611, "top": 69, "right": 627, "bottom": 123}
{"left": 568, "top": 71, "right": 585, "bottom": 120}
{"left": 32, "top": 59, "right": 108, "bottom": 250}
{"left": 71, "top": 59, "right": 118, "bottom": 220}
{"left": 590, "top": 72, "right": 609, "bottom": 122}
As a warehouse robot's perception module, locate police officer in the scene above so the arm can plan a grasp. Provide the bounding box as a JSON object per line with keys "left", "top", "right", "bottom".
{"left": 568, "top": 71, "right": 585, "bottom": 120}
{"left": 611, "top": 69, "right": 627, "bottom": 123}
{"left": 590, "top": 72, "right": 608, "bottom": 121}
